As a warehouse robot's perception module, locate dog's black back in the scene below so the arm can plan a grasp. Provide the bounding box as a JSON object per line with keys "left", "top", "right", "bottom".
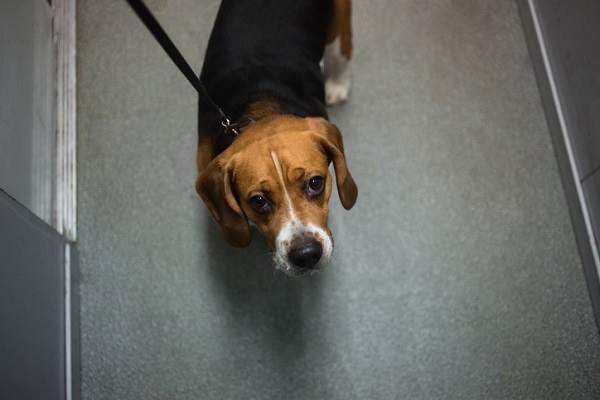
{"left": 199, "top": 0, "right": 334, "bottom": 153}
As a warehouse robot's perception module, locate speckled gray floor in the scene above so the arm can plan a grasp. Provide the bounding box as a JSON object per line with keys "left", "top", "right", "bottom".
{"left": 77, "top": 0, "right": 600, "bottom": 398}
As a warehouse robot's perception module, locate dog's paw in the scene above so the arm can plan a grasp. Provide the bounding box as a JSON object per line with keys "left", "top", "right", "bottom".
{"left": 325, "top": 75, "right": 351, "bottom": 106}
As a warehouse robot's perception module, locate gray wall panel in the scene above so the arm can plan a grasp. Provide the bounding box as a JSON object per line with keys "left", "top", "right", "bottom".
{"left": 0, "top": 190, "right": 66, "bottom": 400}
{"left": 0, "top": 0, "right": 55, "bottom": 224}
{"left": 518, "top": 0, "right": 600, "bottom": 328}
{"left": 532, "top": 0, "right": 600, "bottom": 178}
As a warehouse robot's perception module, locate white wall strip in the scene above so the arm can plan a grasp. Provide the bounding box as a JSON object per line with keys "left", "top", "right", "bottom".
{"left": 54, "top": 0, "right": 77, "bottom": 242}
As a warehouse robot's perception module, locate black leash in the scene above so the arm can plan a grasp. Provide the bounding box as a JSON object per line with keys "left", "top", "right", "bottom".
{"left": 125, "top": 0, "right": 238, "bottom": 136}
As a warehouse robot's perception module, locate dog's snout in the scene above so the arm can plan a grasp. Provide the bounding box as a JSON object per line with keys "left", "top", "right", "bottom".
{"left": 274, "top": 224, "right": 333, "bottom": 275}
{"left": 288, "top": 241, "right": 323, "bottom": 269}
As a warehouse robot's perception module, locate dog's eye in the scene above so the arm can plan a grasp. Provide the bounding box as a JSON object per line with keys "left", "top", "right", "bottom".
{"left": 249, "top": 195, "right": 271, "bottom": 212}
{"left": 307, "top": 176, "right": 325, "bottom": 196}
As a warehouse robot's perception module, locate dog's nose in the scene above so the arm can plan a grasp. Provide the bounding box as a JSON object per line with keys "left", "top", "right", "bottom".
{"left": 288, "top": 241, "right": 323, "bottom": 269}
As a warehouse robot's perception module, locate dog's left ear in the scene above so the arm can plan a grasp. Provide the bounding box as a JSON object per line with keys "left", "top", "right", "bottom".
{"left": 196, "top": 156, "right": 252, "bottom": 248}
{"left": 309, "top": 118, "right": 358, "bottom": 209}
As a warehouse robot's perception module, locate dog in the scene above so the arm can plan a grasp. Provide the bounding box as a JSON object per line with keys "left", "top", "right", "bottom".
{"left": 195, "top": 0, "right": 357, "bottom": 276}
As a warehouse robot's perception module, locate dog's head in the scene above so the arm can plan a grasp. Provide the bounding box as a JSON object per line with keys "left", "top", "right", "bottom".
{"left": 196, "top": 115, "right": 357, "bottom": 276}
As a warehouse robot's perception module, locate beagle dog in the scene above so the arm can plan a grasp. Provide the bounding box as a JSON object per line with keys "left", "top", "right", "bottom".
{"left": 196, "top": 0, "right": 357, "bottom": 276}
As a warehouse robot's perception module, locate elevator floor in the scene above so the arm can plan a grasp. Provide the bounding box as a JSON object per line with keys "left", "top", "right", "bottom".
{"left": 77, "top": 1, "right": 600, "bottom": 398}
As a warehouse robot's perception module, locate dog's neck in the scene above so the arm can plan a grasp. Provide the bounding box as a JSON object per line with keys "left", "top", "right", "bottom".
{"left": 238, "top": 95, "right": 328, "bottom": 128}
{"left": 202, "top": 93, "right": 328, "bottom": 159}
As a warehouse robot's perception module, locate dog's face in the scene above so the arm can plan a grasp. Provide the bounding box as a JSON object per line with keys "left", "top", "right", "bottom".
{"left": 196, "top": 115, "right": 357, "bottom": 276}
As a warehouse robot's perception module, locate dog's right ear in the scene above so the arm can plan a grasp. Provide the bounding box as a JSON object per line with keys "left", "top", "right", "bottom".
{"left": 196, "top": 156, "right": 251, "bottom": 248}
{"left": 309, "top": 118, "right": 358, "bottom": 210}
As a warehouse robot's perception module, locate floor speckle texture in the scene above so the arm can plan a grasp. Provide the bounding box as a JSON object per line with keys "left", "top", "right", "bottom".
{"left": 77, "top": 0, "right": 600, "bottom": 398}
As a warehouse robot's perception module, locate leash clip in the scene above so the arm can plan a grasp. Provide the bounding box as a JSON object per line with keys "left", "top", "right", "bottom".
{"left": 221, "top": 117, "right": 239, "bottom": 136}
